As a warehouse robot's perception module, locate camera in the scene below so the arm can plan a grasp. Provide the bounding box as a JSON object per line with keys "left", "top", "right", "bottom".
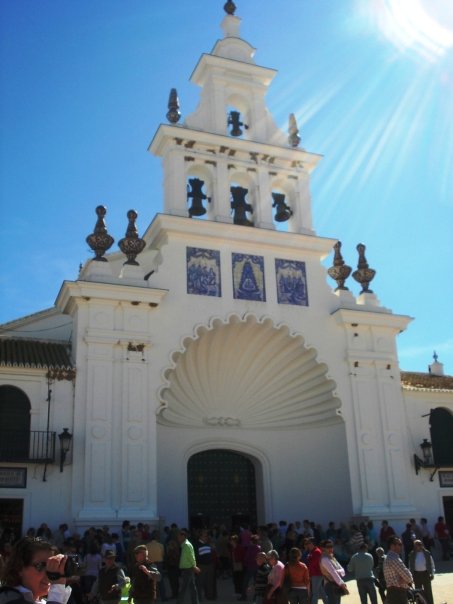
{"left": 46, "top": 554, "right": 80, "bottom": 580}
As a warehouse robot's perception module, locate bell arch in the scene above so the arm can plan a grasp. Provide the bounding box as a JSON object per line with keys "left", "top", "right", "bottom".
{"left": 185, "top": 163, "right": 214, "bottom": 220}
{"left": 226, "top": 92, "right": 251, "bottom": 139}
{"left": 269, "top": 176, "right": 296, "bottom": 229}
{"left": 228, "top": 170, "right": 256, "bottom": 226}
{"left": 157, "top": 313, "right": 341, "bottom": 429}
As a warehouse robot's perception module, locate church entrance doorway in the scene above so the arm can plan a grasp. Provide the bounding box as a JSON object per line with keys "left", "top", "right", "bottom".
{"left": 187, "top": 449, "right": 257, "bottom": 529}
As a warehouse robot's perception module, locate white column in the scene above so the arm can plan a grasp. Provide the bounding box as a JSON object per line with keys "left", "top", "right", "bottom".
{"left": 163, "top": 149, "right": 187, "bottom": 216}
{"left": 290, "top": 172, "right": 314, "bottom": 234}
{"left": 255, "top": 167, "right": 274, "bottom": 229}
{"left": 214, "top": 159, "right": 233, "bottom": 223}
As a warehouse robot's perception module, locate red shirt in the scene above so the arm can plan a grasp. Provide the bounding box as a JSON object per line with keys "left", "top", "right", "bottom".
{"left": 435, "top": 521, "right": 449, "bottom": 539}
{"left": 307, "top": 547, "right": 323, "bottom": 577}
{"left": 380, "top": 526, "right": 395, "bottom": 544}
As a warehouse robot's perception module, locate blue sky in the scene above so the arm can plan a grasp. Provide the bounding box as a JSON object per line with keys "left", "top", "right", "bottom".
{"left": 1, "top": 0, "right": 452, "bottom": 373}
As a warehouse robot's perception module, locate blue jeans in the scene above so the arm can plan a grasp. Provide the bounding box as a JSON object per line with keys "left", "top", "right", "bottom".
{"left": 311, "top": 576, "right": 328, "bottom": 604}
{"left": 357, "top": 579, "right": 378, "bottom": 604}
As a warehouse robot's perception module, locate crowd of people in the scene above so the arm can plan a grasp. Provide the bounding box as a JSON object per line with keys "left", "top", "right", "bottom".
{"left": 0, "top": 516, "right": 450, "bottom": 604}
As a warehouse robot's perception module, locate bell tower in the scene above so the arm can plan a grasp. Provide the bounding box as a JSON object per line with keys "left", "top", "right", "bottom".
{"left": 149, "top": 3, "right": 322, "bottom": 234}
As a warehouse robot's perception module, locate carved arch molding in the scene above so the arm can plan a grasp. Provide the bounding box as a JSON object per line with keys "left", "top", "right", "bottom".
{"left": 157, "top": 314, "right": 341, "bottom": 429}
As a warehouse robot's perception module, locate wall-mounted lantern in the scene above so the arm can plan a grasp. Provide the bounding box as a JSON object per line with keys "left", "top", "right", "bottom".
{"left": 414, "top": 438, "right": 437, "bottom": 481}
{"left": 58, "top": 428, "right": 73, "bottom": 472}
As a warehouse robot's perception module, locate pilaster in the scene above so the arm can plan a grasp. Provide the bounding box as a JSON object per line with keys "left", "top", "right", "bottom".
{"left": 214, "top": 159, "right": 233, "bottom": 223}
{"left": 56, "top": 281, "right": 167, "bottom": 523}
{"left": 163, "top": 148, "right": 187, "bottom": 216}
{"left": 333, "top": 308, "right": 414, "bottom": 517}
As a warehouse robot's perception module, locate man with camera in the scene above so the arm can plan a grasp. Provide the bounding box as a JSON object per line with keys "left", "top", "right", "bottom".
{"left": 89, "top": 550, "right": 127, "bottom": 604}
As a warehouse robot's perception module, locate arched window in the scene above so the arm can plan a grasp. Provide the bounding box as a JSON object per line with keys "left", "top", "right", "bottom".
{"left": 430, "top": 407, "right": 453, "bottom": 466}
{"left": 0, "top": 385, "right": 31, "bottom": 461}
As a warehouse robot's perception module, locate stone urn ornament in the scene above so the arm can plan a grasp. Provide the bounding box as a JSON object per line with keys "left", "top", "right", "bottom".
{"left": 86, "top": 205, "right": 114, "bottom": 261}
{"left": 118, "top": 210, "right": 146, "bottom": 265}
{"left": 327, "top": 241, "right": 352, "bottom": 290}
{"left": 352, "top": 243, "right": 376, "bottom": 293}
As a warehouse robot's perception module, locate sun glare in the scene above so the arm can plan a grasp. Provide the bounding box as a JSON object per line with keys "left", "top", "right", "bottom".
{"left": 369, "top": 0, "right": 453, "bottom": 61}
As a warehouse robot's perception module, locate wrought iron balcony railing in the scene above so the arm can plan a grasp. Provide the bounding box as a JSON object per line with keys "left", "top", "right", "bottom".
{"left": 0, "top": 430, "right": 56, "bottom": 463}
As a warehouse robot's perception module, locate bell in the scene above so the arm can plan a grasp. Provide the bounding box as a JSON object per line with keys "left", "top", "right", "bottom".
{"left": 187, "top": 177, "right": 208, "bottom": 217}
{"left": 231, "top": 186, "right": 254, "bottom": 227}
{"left": 228, "top": 110, "right": 248, "bottom": 137}
{"left": 272, "top": 192, "right": 293, "bottom": 222}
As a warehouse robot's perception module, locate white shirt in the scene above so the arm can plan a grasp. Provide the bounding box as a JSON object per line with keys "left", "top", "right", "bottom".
{"left": 414, "top": 551, "right": 435, "bottom": 573}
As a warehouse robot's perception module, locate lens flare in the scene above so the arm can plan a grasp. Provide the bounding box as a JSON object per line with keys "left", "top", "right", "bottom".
{"left": 370, "top": 0, "right": 453, "bottom": 61}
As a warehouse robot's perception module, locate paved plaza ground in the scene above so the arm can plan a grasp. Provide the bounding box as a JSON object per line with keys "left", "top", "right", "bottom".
{"left": 198, "top": 559, "right": 452, "bottom": 604}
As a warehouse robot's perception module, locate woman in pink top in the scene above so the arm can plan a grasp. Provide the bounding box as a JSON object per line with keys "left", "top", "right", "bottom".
{"left": 267, "top": 550, "right": 285, "bottom": 604}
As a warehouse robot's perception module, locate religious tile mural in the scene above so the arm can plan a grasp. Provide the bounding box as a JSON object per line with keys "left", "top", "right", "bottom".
{"left": 186, "top": 247, "right": 221, "bottom": 297}
{"left": 232, "top": 253, "right": 266, "bottom": 301}
{"left": 275, "top": 258, "right": 309, "bottom": 306}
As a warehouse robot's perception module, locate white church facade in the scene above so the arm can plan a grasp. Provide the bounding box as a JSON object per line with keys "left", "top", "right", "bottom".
{"left": 1, "top": 3, "right": 453, "bottom": 537}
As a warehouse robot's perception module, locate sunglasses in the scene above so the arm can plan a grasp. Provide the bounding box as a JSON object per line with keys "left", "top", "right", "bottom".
{"left": 31, "top": 562, "right": 47, "bottom": 572}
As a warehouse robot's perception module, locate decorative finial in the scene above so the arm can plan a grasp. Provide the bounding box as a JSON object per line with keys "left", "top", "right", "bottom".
{"left": 352, "top": 243, "right": 376, "bottom": 293}
{"left": 118, "top": 210, "right": 146, "bottom": 265}
{"left": 327, "top": 242, "right": 352, "bottom": 290}
{"left": 224, "top": 1, "right": 236, "bottom": 15}
{"left": 288, "top": 113, "right": 301, "bottom": 148}
{"left": 86, "top": 205, "right": 114, "bottom": 262}
{"left": 166, "top": 88, "right": 181, "bottom": 124}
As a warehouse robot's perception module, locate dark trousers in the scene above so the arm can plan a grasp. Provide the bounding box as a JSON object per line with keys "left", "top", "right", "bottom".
{"left": 177, "top": 569, "right": 199, "bottom": 604}
{"left": 288, "top": 588, "right": 309, "bottom": 604}
{"left": 386, "top": 587, "right": 408, "bottom": 604}
{"left": 357, "top": 579, "right": 378, "bottom": 604}
{"left": 241, "top": 568, "right": 257, "bottom": 599}
{"left": 167, "top": 567, "right": 180, "bottom": 598}
{"left": 324, "top": 582, "right": 342, "bottom": 604}
{"left": 439, "top": 538, "right": 450, "bottom": 560}
{"left": 233, "top": 570, "right": 244, "bottom": 595}
{"left": 154, "top": 562, "right": 167, "bottom": 601}
{"left": 196, "top": 563, "right": 216, "bottom": 600}
{"left": 413, "top": 571, "right": 433, "bottom": 604}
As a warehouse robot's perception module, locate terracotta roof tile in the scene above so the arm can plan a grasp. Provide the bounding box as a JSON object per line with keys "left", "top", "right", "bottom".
{"left": 0, "top": 338, "right": 73, "bottom": 370}
{"left": 400, "top": 371, "right": 453, "bottom": 391}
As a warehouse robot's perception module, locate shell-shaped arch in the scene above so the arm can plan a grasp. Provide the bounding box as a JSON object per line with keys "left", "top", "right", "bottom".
{"left": 157, "top": 314, "right": 341, "bottom": 429}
